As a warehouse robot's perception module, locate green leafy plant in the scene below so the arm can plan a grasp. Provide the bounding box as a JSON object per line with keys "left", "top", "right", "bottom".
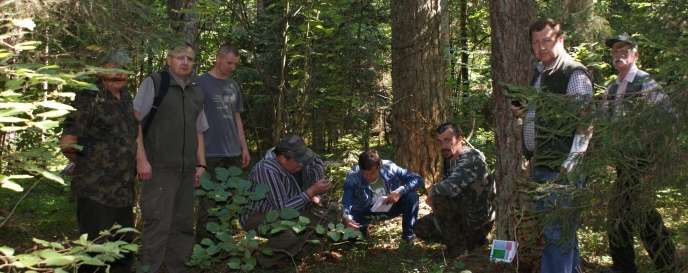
{"left": 0, "top": 225, "right": 138, "bottom": 273}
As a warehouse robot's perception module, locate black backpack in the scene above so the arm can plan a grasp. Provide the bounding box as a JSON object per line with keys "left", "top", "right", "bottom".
{"left": 141, "top": 71, "right": 171, "bottom": 136}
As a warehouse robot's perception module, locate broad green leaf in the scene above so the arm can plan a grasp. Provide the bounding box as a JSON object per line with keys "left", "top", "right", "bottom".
{"left": 38, "top": 101, "right": 74, "bottom": 111}
{"left": 15, "top": 254, "right": 41, "bottom": 267}
{"left": 32, "top": 120, "right": 60, "bottom": 131}
{"left": 327, "top": 231, "right": 341, "bottom": 241}
{"left": 315, "top": 224, "right": 326, "bottom": 235}
{"left": 279, "top": 208, "right": 299, "bottom": 220}
{"left": 270, "top": 226, "right": 287, "bottom": 234}
{"left": 206, "top": 245, "right": 219, "bottom": 255}
{"left": 227, "top": 166, "right": 242, "bottom": 176}
{"left": 265, "top": 210, "right": 279, "bottom": 222}
{"left": 215, "top": 167, "right": 229, "bottom": 182}
{"left": 249, "top": 184, "right": 268, "bottom": 201}
{"left": 291, "top": 224, "right": 306, "bottom": 233}
{"left": 227, "top": 258, "right": 241, "bottom": 269}
{"left": 215, "top": 232, "right": 232, "bottom": 242}
{"left": 298, "top": 216, "right": 311, "bottom": 225}
{"left": 36, "top": 110, "right": 69, "bottom": 118}
{"left": 44, "top": 255, "right": 75, "bottom": 266}
{"left": 32, "top": 238, "right": 52, "bottom": 248}
{"left": 79, "top": 255, "right": 105, "bottom": 266}
{"left": 11, "top": 19, "right": 35, "bottom": 30}
{"left": 0, "top": 116, "right": 27, "bottom": 123}
{"left": 0, "top": 246, "right": 14, "bottom": 256}
{"left": 76, "top": 234, "right": 88, "bottom": 245}
{"left": 278, "top": 220, "right": 296, "bottom": 226}
{"left": 200, "top": 173, "right": 214, "bottom": 190}
{"left": 200, "top": 238, "right": 213, "bottom": 246}
{"left": 206, "top": 222, "right": 220, "bottom": 233}
{"left": 4, "top": 79, "right": 24, "bottom": 91}
{"left": 246, "top": 239, "right": 259, "bottom": 250}
{"left": 261, "top": 248, "right": 273, "bottom": 256}
{"left": 0, "top": 50, "right": 14, "bottom": 59}
{"left": 0, "top": 102, "right": 33, "bottom": 112}
{"left": 233, "top": 195, "right": 248, "bottom": 204}
{"left": 1, "top": 180, "right": 23, "bottom": 191}
{"left": 121, "top": 243, "right": 138, "bottom": 252}
{"left": 258, "top": 224, "right": 270, "bottom": 235}
{"left": 33, "top": 168, "right": 64, "bottom": 184}
{"left": 1, "top": 126, "right": 28, "bottom": 132}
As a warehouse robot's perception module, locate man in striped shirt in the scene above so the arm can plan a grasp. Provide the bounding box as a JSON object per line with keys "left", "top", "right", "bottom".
{"left": 240, "top": 135, "right": 330, "bottom": 267}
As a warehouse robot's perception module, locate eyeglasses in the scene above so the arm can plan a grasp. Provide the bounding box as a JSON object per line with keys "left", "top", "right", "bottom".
{"left": 172, "top": 55, "right": 195, "bottom": 63}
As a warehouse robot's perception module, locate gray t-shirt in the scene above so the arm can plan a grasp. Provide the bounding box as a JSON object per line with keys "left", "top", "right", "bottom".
{"left": 133, "top": 76, "right": 209, "bottom": 132}
{"left": 198, "top": 72, "right": 245, "bottom": 158}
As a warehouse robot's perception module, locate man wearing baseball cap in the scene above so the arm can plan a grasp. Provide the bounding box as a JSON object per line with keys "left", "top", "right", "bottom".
{"left": 603, "top": 33, "right": 677, "bottom": 273}
{"left": 240, "top": 135, "right": 331, "bottom": 268}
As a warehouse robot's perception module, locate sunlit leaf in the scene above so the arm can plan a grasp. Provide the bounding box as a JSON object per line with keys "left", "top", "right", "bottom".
{"left": 11, "top": 19, "right": 35, "bottom": 30}
{"left": 38, "top": 101, "right": 74, "bottom": 111}
{"left": 36, "top": 110, "right": 69, "bottom": 118}
{"left": 0, "top": 116, "right": 27, "bottom": 123}
{"left": 0, "top": 246, "right": 14, "bottom": 256}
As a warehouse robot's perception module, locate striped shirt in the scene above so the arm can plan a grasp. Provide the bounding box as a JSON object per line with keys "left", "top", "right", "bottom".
{"left": 239, "top": 153, "right": 311, "bottom": 227}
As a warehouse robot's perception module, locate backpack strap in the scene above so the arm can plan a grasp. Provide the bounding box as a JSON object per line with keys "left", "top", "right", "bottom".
{"left": 142, "top": 70, "right": 171, "bottom": 136}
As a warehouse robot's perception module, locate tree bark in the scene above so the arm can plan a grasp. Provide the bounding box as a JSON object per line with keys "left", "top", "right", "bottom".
{"left": 167, "top": 0, "right": 199, "bottom": 48}
{"left": 391, "top": 0, "right": 449, "bottom": 187}
{"left": 458, "top": 0, "right": 469, "bottom": 94}
{"left": 489, "top": 0, "right": 538, "bottom": 272}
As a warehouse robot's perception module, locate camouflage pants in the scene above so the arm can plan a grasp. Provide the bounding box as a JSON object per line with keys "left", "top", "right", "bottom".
{"left": 415, "top": 195, "right": 491, "bottom": 255}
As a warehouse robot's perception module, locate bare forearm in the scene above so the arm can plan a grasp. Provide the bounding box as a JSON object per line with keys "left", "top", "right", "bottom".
{"left": 196, "top": 133, "right": 206, "bottom": 166}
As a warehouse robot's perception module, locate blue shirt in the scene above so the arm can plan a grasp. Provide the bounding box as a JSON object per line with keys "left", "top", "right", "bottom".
{"left": 341, "top": 160, "right": 422, "bottom": 218}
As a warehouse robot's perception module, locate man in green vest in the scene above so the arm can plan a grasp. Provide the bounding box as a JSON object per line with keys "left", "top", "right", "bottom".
{"left": 523, "top": 18, "right": 593, "bottom": 273}
{"left": 134, "top": 44, "right": 209, "bottom": 273}
{"left": 603, "top": 33, "right": 677, "bottom": 273}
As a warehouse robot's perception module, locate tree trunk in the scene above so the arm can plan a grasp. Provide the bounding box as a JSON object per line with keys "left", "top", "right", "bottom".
{"left": 167, "top": 0, "right": 198, "bottom": 48}
{"left": 489, "top": 0, "right": 538, "bottom": 272}
{"left": 391, "top": 0, "right": 449, "bottom": 187}
{"left": 458, "top": 0, "right": 469, "bottom": 94}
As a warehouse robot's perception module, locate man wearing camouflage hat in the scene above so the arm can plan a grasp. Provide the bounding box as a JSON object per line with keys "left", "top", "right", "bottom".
{"left": 60, "top": 50, "right": 137, "bottom": 273}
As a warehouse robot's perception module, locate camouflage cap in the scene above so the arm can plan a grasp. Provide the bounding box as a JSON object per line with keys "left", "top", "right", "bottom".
{"left": 99, "top": 50, "right": 131, "bottom": 67}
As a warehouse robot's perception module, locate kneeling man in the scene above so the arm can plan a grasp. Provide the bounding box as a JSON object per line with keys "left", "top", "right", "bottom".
{"left": 415, "top": 122, "right": 493, "bottom": 256}
{"left": 341, "top": 149, "right": 422, "bottom": 242}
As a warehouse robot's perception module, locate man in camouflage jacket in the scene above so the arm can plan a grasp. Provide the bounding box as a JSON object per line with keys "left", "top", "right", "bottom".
{"left": 415, "top": 122, "right": 493, "bottom": 256}
{"left": 60, "top": 51, "right": 137, "bottom": 273}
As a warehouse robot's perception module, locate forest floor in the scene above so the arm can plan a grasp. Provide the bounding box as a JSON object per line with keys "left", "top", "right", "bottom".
{"left": 1, "top": 179, "right": 686, "bottom": 273}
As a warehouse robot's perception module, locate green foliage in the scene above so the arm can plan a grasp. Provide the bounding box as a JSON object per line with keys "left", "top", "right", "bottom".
{"left": 189, "top": 166, "right": 361, "bottom": 271}
{"left": 0, "top": 225, "right": 138, "bottom": 272}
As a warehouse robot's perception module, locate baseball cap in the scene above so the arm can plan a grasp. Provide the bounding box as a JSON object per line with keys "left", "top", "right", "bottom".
{"left": 276, "top": 135, "right": 315, "bottom": 166}
{"left": 605, "top": 33, "right": 637, "bottom": 48}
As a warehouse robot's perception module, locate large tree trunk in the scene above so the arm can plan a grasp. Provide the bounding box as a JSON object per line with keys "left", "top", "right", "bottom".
{"left": 391, "top": 0, "right": 449, "bottom": 187}
{"left": 489, "top": 0, "right": 537, "bottom": 272}
{"left": 167, "top": 0, "right": 198, "bottom": 48}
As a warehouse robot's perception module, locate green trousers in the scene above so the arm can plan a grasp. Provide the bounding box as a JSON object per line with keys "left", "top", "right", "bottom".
{"left": 138, "top": 168, "right": 195, "bottom": 273}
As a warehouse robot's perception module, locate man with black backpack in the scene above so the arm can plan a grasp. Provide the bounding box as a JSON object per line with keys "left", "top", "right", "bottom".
{"left": 133, "top": 44, "right": 209, "bottom": 273}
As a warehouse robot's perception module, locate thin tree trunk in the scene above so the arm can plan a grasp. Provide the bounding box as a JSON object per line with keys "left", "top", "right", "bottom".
{"left": 167, "top": 0, "right": 198, "bottom": 48}
{"left": 391, "top": 0, "right": 449, "bottom": 187}
{"left": 458, "top": 0, "right": 469, "bottom": 94}
{"left": 272, "top": 0, "right": 290, "bottom": 144}
{"left": 489, "top": 0, "right": 537, "bottom": 272}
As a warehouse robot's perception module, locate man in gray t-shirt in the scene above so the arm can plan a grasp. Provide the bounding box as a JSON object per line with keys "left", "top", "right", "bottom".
{"left": 196, "top": 43, "right": 250, "bottom": 240}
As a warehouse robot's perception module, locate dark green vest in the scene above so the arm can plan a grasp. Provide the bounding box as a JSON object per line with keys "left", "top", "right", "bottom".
{"left": 531, "top": 55, "right": 591, "bottom": 170}
{"left": 606, "top": 69, "right": 653, "bottom": 116}
{"left": 144, "top": 71, "right": 205, "bottom": 169}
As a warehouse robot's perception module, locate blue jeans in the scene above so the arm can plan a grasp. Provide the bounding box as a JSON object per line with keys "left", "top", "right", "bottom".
{"left": 533, "top": 167, "right": 582, "bottom": 273}
{"left": 350, "top": 191, "right": 419, "bottom": 240}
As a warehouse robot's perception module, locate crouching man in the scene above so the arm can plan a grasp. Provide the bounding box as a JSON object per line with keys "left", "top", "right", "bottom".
{"left": 341, "top": 149, "right": 422, "bottom": 243}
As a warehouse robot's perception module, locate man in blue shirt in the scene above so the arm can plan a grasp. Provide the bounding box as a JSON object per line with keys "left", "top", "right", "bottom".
{"left": 341, "top": 150, "right": 421, "bottom": 242}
